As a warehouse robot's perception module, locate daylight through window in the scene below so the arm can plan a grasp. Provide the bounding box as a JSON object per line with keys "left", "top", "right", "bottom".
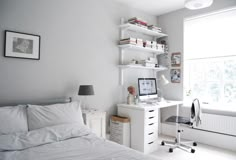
{"left": 184, "top": 7, "right": 236, "bottom": 107}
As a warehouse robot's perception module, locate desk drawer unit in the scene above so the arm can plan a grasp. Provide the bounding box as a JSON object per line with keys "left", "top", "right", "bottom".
{"left": 117, "top": 104, "right": 158, "bottom": 154}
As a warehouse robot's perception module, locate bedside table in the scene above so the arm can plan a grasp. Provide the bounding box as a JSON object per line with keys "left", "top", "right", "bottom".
{"left": 82, "top": 109, "right": 106, "bottom": 138}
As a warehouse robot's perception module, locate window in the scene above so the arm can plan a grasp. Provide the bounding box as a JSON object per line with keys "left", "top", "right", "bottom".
{"left": 184, "top": 7, "right": 236, "bottom": 108}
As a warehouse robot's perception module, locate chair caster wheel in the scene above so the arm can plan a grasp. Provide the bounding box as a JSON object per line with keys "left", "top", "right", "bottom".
{"left": 169, "top": 148, "right": 173, "bottom": 153}
{"left": 191, "top": 149, "right": 195, "bottom": 153}
{"left": 161, "top": 141, "right": 165, "bottom": 146}
{"left": 193, "top": 142, "right": 197, "bottom": 146}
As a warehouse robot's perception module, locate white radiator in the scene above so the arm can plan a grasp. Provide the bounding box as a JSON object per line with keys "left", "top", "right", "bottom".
{"left": 194, "top": 113, "right": 236, "bottom": 136}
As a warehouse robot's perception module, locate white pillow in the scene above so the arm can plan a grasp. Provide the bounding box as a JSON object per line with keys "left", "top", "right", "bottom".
{"left": 0, "top": 105, "right": 28, "bottom": 135}
{"left": 27, "top": 101, "right": 84, "bottom": 131}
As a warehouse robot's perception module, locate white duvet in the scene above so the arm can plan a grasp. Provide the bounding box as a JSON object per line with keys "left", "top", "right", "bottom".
{"left": 0, "top": 123, "right": 160, "bottom": 160}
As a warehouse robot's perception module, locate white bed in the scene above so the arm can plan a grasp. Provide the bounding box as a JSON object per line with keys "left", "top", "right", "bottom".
{"left": 0, "top": 101, "right": 161, "bottom": 160}
{"left": 0, "top": 123, "right": 160, "bottom": 160}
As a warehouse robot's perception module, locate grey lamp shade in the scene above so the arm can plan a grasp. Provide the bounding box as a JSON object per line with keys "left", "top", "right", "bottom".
{"left": 78, "top": 85, "right": 95, "bottom": 96}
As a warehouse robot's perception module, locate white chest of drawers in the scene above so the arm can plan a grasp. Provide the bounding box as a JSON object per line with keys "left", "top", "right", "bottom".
{"left": 117, "top": 104, "right": 159, "bottom": 154}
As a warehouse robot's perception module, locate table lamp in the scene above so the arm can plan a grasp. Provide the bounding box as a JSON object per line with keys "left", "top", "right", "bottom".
{"left": 160, "top": 74, "right": 169, "bottom": 85}
{"left": 157, "top": 75, "right": 169, "bottom": 101}
{"left": 78, "top": 85, "right": 95, "bottom": 110}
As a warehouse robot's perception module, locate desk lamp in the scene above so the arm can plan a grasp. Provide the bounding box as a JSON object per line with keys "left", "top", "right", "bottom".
{"left": 157, "top": 75, "right": 169, "bottom": 102}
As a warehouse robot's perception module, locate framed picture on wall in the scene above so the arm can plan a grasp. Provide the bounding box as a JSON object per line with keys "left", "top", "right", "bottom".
{"left": 171, "top": 52, "right": 181, "bottom": 67}
{"left": 170, "top": 69, "right": 181, "bottom": 83}
{"left": 4, "top": 30, "right": 40, "bottom": 60}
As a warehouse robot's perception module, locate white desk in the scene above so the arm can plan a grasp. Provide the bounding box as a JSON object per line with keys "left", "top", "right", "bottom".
{"left": 117, "top": 100, "right": 182, "bottom": 154}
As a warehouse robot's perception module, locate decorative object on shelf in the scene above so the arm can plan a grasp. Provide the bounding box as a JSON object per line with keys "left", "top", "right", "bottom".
{"left": 159, "top": 40, "right": 168, "bottom": 53}
{"left": 170, "top": 69, "right": 181, "bottom": 83}
{"left": 143, "top": 40, "right": 152, "bottom": 48}
{"left": 171, "top": 52, "right": 181, "bottom": 67}
{"left": 127, "top": 86, "right": 136, "bottom": 104}
{"left": 139, "top": 57, "right": 158, "bottom": 68}
{"left": 156, "top": 43, "right": 165, "bottom": 53}
{"left": 4, "top": 30, "right": 40, "bottom": 60}
{"left": 151, "top": 41, "right": 157, "bottom": 49}
{"left": 185, "top": 0, "right": 213, "bottom": 10}
{"left": 130, "top": 59, "right": 138, "bottom": 65}
{"left": 78, "top": 85, "right": 95, "bottom": 110}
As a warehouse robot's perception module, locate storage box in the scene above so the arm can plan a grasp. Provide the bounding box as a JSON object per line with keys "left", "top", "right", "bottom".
{"left": 110, "top": 115, "right": 130, "bottom": 147}
{"left": 156, "top": 44, "right": 165, "bottom": 52}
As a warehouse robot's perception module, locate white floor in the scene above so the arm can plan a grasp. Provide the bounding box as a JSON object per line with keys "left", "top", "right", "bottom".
{"left": 150, "top": 135, "right": 236, "bottom": 160}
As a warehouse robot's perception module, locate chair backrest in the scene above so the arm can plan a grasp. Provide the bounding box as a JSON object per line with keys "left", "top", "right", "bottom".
{"left": 190, "top": 98, "right": 202, "bottom": 127}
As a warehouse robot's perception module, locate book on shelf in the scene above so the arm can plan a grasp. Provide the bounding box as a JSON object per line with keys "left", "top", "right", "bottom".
{"left": 147, "top": 25, "right": 162, "bottom": 32}
{"left": 136, "top": 38, "right": 143, "bottom": 47}
{"left": 128, "top": 17, "right": 147, "bottom": 26}
{"left": 119, "top": 37, "right": 136, "bottom": 45}
{"left": 128, "top": 17, "right": 148, "bottom": 29}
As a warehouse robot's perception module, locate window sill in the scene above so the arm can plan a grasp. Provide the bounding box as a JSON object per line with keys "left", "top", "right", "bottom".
{"left": 183, "top": 101, "right": 236, "bottom": 117}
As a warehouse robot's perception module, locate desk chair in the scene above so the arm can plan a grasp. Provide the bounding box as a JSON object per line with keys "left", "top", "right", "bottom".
{"left": 161, "top": 98, "right": 201, "bottom": 153}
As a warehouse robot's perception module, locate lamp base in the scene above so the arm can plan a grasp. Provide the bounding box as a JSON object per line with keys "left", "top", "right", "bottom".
{"left": 158, "top": 97, "right": 165, "bottom": 102}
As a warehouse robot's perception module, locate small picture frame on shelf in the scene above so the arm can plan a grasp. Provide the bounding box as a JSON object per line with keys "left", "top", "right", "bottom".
{"left": 170, "top": 69, "right": 181, "bottom": 83}
{"left": 4, "top": 30, "right": 40, "bottom": 60}
{"left": 171, "top": 52, "right": 181, "bottom": 67}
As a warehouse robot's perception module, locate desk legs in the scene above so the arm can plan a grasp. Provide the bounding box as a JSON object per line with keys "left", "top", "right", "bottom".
{"left": 176, "top": 104, "right": 180, "bottom": 143}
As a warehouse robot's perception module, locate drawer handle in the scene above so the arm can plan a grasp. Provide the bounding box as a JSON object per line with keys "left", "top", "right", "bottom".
{"left": 148, "top": 141, "right": 154, "bottom": 144}
{"left": 149, "top": 110, "right": 154, "bottom": 112}
{"left": 148, "top": 123, "right": 154, "bottom": 126}
{"left": 148, "top": 132, "right": 154, "bottom": 135}
{"left": 149, "top": 116, "right": 155, "bottom": 119}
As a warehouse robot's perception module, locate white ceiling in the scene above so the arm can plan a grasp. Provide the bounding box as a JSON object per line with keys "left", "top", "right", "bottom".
{"left": 114, "top": 0, "right": 185, "bottom": 16}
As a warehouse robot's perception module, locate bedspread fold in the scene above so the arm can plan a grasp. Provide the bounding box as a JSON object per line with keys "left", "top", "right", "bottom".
{"left": 0, "top": 123, "right": 90, "bottom": 151}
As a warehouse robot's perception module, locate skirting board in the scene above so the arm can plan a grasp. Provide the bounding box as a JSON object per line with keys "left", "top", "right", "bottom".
{"left": 160, "top": 123, "right": 236, "bottom": 152}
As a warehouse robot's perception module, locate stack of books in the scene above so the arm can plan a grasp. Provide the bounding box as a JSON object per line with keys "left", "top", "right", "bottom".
{"left": 119, "top": 37, "right": 136, "bottom": 45}
{"left": 148, "top": 25, "right": 162, "bottom": 32}
{"left": 128, "top": 17, "right": 148, "bottom": 28}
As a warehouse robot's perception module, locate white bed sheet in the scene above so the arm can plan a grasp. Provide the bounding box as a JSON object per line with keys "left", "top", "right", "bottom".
{"left": 0, "top": 123, "right": 160, "bottom": 160}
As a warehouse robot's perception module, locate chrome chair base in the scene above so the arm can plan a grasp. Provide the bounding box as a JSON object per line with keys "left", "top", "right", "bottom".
{"left": 161, "top": 130, "right": 197, "bottom": 153}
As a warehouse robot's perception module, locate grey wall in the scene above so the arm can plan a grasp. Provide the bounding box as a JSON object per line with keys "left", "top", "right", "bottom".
{"left": 0, "top": 0, "right": 157, "bottom": 120}
{"left": 157, "top": 0, "right": 236, "bottom": 120}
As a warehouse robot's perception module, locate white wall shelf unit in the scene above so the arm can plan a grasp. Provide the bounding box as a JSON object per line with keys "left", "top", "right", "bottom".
{"left": 118, "top": 18, "right": 168, "bottom": 85}
{"left": 119, "top": 23, "right": 167, "bottom": 38}
{"left": 118, "top": 65, "right": 167, "bottom": 71}
{"left": 118, "top": 44, "right": 165, "bottom": 54}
